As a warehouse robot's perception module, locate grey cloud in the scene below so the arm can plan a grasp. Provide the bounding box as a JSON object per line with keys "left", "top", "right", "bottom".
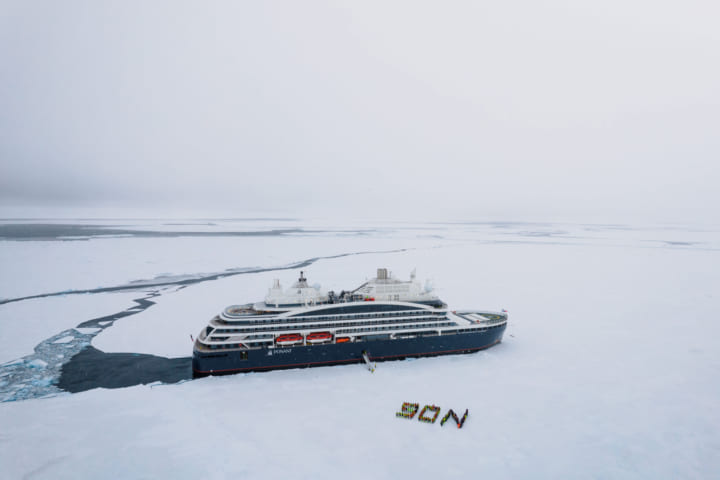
{"left": 1, "top": 0, "right": 718, "bottom": 222}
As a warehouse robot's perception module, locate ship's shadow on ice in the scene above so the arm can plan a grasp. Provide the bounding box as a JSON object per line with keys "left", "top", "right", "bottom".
{"left": 58, "top": 347, "right": 192, "bottom": 393}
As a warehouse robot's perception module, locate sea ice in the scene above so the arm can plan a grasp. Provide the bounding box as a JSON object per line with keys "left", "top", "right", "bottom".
{"left": 52, "top": 336, "right": 75, "bottom": 344}
{"left": 27, "top": 359, "right": 47, "bottom": 369}
{"left": 1, "top": 219, "right": 719, "bottom": 479}
{"left": 0, "top": 359, "right": 24, "bottom": 368}
{"left": 30, "top": 377, "right": 53, "bottom": 387}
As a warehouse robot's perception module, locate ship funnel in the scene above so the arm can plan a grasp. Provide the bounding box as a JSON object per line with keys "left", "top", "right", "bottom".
{"left": 377, "top": 268, "right": 388, "bottom": 280}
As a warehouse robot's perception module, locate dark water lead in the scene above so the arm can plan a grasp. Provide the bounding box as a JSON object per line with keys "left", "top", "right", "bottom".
{"left": 0, "top": 289, "right": 173, "bottom": 402}
{"left": 58, "top": 347, "right": 192, "bottom": 393}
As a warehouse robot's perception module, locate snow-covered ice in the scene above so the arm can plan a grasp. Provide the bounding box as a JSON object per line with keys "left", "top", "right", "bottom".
{"left": 73, "top": 327, "right": 101, "bottom": 335}
{"left": 0, "top": 219, "right": 719, "bottom": 479}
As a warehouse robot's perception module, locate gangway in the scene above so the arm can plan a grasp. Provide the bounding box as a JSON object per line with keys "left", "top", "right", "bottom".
{"left": 362, "top": 351, "right": 376, "bottom": 373}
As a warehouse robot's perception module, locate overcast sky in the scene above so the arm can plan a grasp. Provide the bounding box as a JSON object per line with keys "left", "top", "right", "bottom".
{"left": 1, "top": 1, "right": 718, "bottom": 222}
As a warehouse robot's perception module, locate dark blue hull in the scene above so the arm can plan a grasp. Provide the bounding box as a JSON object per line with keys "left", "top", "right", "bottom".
{"left": 192, "top": 323, "right": 506, "bottom": 377}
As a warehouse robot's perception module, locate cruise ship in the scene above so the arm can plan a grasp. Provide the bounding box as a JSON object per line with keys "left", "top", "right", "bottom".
{"left": 192, "top": 269, "right": 507, "bottom": 377}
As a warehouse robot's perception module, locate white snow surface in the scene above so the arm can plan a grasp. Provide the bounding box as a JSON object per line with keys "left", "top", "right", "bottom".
{"left": 1, "top": 220, "right": 719, "bottom": 478}
{"left": 73, "top": 327, "right": 101, "bottom": 335}
{"left": 0, "top": 219, "right": 444, "bottom": 300}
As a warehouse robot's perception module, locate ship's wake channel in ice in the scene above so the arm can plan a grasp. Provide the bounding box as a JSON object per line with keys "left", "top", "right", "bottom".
{"left": 0, "top": 248, "right": 408, "bottom": 402}
{"left": 0, "top": 291, "right": 167, "bottom": 402}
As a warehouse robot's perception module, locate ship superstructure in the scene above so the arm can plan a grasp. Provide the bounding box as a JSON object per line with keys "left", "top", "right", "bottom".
{"left": 192, "top": 269, "right": 507, "bottom": 376}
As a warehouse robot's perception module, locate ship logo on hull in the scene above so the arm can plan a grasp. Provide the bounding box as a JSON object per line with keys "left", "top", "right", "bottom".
{"left": 267, "top": 349, "right": 292, "bottom": 356}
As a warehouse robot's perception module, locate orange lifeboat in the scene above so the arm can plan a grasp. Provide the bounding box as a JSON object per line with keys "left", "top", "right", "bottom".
{"left": 276, "top": 334, "right": 303, "bottom": 346}
{"left": 306, "top": 332, "right": 333, "bottom": 344}
{"left": 335, "top": 337, "right": 350, "bottom": 343}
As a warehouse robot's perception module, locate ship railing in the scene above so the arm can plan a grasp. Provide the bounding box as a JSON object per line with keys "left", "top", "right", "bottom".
{"left": 210, "top": 314, "right": 448, "bottom": 333}
{"left": 195, "top": 342, "right": 254, "bottom": 351}
{"left": 467, "top": 317, "right": 507, "bottom": 327}
{"left": 285, "top": 318, "right": 454, "bottom": 336}
{"left": 204, "top": 336, "right": 272, "bottom": 345}
{"left": 335, "top": 321, "right": 456, "bottom": 336}
{"left": 451, "top": 311, "right": 507, "bottom": 326}
{"left": 217, "top": 309, "right": 441, "bottom": 324}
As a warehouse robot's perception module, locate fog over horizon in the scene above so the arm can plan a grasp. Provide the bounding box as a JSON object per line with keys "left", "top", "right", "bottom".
{"left": 1, "top": 1, "right": 719, "bottom": 224}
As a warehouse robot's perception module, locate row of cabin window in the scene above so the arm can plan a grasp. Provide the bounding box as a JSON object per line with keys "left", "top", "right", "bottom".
{"left": 204, "top": 324, "right": 504, "bottom": 348}
{"left": 217, "top": 313, "right": 445, "bottom": 328}
{"left": 454, "top": 325, "right": 503, "bottom": 333}
{"left": 336, "top": 321, "right": 455, "bottom": 335}
{"left": 206, "top": 347, "right": 250, "bottom": 358}
{"left": 211, "top": 311, "right": 438, "bottom": 328}
{"left": 212, "top": 317, "right": 448, "bottom": 334}
{"left": 208, "top": 320, "right": 454, "bottom": 340}
{"left": 208, "top": 343, "right": 243, "bottom": 350}
{"left": 247, "top": 310, "right": 438, "bottom": 324}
